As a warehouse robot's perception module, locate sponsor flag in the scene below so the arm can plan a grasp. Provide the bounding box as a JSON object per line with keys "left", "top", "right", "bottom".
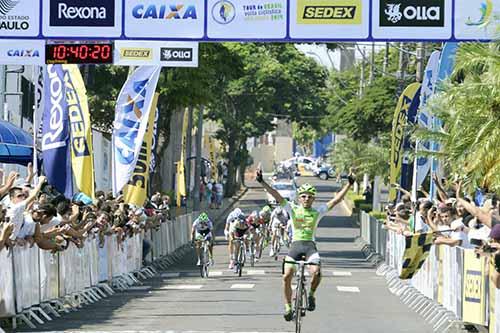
{"left": 112, "top": 66, "right": 161, "bottom": 195}
{"left": 33, "top": 66, "right": 44, "bottom": 176}
{"left": 176, "top": 109, "right": 189, "bottom": 207}
{"left": 429, "top": 43, "right": 458, "bottom": 199}
{"left": 389, "top": 83, "right": 421, "bottom": 202}
{"left": 399, "top": 232, "right": 434, "bottom": 279}
{"left": 41, "top": 65, "right": 73, "bottom": 198}
{"left": 411, "top": 51, "right": 441, "bottom": 201}
{"left": 123, "top": 93, "right": 159, "bottom": 207}
{"left": 65, "top": 65, "right": 95, "bottom": 198}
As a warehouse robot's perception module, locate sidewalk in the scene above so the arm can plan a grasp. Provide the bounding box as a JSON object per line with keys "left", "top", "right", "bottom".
{"left": 173, "top": 186, "right": 248, "bottom": 223}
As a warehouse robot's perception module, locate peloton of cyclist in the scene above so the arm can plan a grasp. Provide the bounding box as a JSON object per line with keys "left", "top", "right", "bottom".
{"left": 269, "top": 206, "right": 290, "bottom": 257}
{"left": 256, "top": 168, "right": 355, "bottom": 321}
{"left": 224, "top": 207, "right": 244, "bottom": 268}
{"left": 229, "top": 215, "right": 251, "bottom": 269}
{"left": 191, "top": 212, "right": 214, "bottom": 266}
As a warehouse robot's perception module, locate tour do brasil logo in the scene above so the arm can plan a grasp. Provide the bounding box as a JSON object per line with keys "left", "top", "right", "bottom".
{"left": 212, "top": 0, "right": 236, "bottom": 24}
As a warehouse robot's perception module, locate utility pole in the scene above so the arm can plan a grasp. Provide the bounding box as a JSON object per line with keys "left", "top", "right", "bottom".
{"left": 192, "top": 105, "right": 204, "bottom": 211}
{"left": 383, "top": 43, "right": 389, "bottom": 76}
{"left": 416, "top": 43, "right": 425, "bottom": 83}
{"left": 369, "top": 42, "right": 375, "bottom": 84}
{"left": 359, "top": 47, "right": 365, "bottom": 98}
{"left": 185, "top": 106, "right": 193, "bottom": 200}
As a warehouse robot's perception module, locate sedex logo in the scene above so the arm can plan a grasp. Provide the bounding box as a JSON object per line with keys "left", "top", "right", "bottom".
{"left": 380, "top": 0, "right": 444, "bottom": 27}
{"left": 49, "top": 0, "right": 114, "bottom": 27}
{"left": 160, "top": 47, "right": 192, "bottom": 61}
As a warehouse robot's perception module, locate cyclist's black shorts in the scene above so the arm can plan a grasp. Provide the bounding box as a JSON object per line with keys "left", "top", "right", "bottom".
{"left": 287, "top": 241, "right": 319, "bottom": 262}
{"left": 234, "top": 228, "right": 247, "bottom": 238}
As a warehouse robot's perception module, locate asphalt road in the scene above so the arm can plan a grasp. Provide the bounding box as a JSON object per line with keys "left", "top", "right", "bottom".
{"left": 19, "top": 177, "right": 433, "bottom": 333}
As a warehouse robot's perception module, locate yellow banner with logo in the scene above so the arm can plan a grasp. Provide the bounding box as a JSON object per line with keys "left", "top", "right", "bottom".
{"left": 389, "top": 83, "right": 421, "bottom": 201}
{"left": 65, "top": 65, "right": 95, "bottom": 198}
{"left": 296, "top": 0, "right": 362, "bottom": 24}
{"left": 123, "top": 93, "right": 159, "bottom": 207}
{"left": 399, "top": 232, "right": 433, "bottom": 279}
{"left": 489, "top": 258, "right": 497, "bottom": 333}
{"left": 463, "top": 250, "right": 487, "bottom": 325}
{"left": 176, "top": 109, "right": 189, "bottom": 207}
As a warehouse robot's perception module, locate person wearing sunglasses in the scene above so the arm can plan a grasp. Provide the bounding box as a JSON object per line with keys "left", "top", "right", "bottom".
{"left": 6, "top": 176, "right": 47, "bottom": 243}
{"left": 256, "top": 168, "right": 355, "bottom": 321}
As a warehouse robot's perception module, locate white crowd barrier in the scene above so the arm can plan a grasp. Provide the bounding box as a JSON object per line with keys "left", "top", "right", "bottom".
{"left": 359, "top": 211, "right": 500, "bottom": 332}
{"left": 0, "top": 212, "right": 195, "bottom": 324}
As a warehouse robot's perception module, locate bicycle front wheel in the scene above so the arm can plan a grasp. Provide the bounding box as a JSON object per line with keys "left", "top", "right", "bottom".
{"left": 294, "top": 277, "right": 303, "bottom": 333}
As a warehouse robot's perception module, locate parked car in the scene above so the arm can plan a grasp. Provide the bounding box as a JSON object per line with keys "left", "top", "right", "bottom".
{"left": 266, "top": 181, "right": 297, "bottom": 205}
{"left": 314, "top": 165, "right": 335, "bottom": 180}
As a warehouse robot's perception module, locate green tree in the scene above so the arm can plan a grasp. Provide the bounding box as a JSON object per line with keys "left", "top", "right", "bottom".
{"left": 415, "top": 42, "right": 500, "bottom": 193}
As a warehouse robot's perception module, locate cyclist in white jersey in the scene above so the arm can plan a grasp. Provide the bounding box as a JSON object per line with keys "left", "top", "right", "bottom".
{"left": 191, "top": 212, "right": 214, "bottom": 266}
{"left": 224, "top": 208, "right": 244, "bottom": 268}
{"left": 269, "top": 207, "right": 290, "bottom": 257}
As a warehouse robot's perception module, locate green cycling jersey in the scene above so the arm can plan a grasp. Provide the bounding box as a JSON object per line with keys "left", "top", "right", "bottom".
{"left": 280, "top": 200, "right": 328, "bottom": 242}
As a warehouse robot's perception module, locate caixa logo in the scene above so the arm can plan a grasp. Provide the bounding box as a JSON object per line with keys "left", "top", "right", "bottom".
{"left": 160, "top": 48, "right": 193, "bottom": 61}
{"left": 7, "top": 49, "right": 40, "bottom": 57}
{"left": 380, "top": 0, "right": 444, "bottom": 27}
{"left": 132, "top": 4, "right": 197, "bottom": 19}
{"left": 49, "top": 0, "right": 115, "bottom": 27}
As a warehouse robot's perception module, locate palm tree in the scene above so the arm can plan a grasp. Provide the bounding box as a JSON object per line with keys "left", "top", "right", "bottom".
{"left": 415, "top": 41, "right": 500, "bottom": 193}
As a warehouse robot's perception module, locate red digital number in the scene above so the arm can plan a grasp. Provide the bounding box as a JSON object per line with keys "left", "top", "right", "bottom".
{"left": 101, "top": 45, "right": 111, "bottom": 60}
{"left": 79, "top": 45, "right": 89, "bottom": 59}
{"left": 90, "top": 45, "right": 101, "bottom": 59}
{"left": 68, "top": 45, "right": 79, "bottom": 60}
{"left": 56, "top": 45, "right": 66, "bottom": 59}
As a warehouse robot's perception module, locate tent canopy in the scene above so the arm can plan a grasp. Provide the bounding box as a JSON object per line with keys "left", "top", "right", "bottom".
{"left": 0, "top": 120, "right": 33, "bottom": 166}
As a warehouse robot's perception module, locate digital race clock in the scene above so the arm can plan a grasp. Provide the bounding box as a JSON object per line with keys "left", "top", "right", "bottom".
{"left": 46, "top": 43, "right": 113, "bottom": 64}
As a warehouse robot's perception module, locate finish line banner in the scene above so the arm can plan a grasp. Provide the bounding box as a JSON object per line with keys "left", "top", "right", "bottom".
{"left": 0, "top": 0, "right": 497, "bottom": 42}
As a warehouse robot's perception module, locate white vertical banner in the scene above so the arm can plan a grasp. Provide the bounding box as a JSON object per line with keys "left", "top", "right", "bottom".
{"left": 411, "top": 50, "right": 440, "bottom": 201}
{"left": 112, "top": 66, "right": 161, "bottom": 195}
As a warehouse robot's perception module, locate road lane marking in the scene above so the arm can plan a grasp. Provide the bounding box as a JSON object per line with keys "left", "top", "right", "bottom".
{"left": 332, "top": 271, "right": 352, "bottom": 276}
{"left": 127, "top": 286, "right": 151, "bottom": 291}
{"left": 209, "top": 271, "right": 223, "bottom": 276}
{"left": 161, "top": 272, "right": 181, "bottom": 278}
{"left": 161, "top": 285, "right": 203, "bottom": 290}
{"left": 246, "top": 270, "right": 265, "bottom": 275}
{"left": 337, "top": 286, "right": 360, "bottom": 293}
{"left": 230, "top": 284, "right": 255, "bottom": 289}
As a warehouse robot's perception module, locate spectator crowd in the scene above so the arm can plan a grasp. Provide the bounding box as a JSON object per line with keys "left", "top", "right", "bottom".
{"left": 0, "top": 164, "right": 171, "bottom": 262}
{"left": 383, "top": 174, "right": 500, "bottom": 288}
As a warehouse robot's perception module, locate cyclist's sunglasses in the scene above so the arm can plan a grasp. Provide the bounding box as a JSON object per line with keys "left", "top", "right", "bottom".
{"left": 299, "top": 193, "right": 315, "bottom": 199}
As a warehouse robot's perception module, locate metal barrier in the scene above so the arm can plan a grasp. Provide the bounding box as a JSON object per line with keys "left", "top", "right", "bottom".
{"left": 0, "top": 212, "right": 196, "bottom": 329}
{"left": 359, "top": 211, "right": 500, "bottom": 333}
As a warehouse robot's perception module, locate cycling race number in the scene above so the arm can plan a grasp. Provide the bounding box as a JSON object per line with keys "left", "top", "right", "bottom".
{"left": 46, "top": 43, "right": 113, "bottom": 64}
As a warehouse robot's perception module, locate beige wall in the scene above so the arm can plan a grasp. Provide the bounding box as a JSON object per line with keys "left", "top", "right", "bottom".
{"left": 250, "top": 145, "right": 275, "bottom": 172}
{"left": 274, "top": 136, "right": 293, "bottom": 163}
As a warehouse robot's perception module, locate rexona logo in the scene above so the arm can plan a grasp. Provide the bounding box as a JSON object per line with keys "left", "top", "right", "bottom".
{"left": 121, "top": 48, "right": 153, "bottom": 60}
{"left": 160, "top": 48, "right": 192, "bottom": 61}
{"left": 380, "top": 0, "right": 444, "bottom": 27}
{"left": 297, "top": 0, "right": 362, "bottom": 24}
{"left": 7, "top": 49, "right": 40, "bottom": 57}
{"left": 132, "top": 4, "right": 198, "bottom": 19}
{"left": 49, "top": 0, "right": 115, "bottom": 27}
{"left": 0, "top": 0, "right": 31, "bottom": 31}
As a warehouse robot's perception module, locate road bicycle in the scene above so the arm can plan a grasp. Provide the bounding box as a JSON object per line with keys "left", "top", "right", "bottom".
{"left": 232, "top": 237, "right": 246, "bottom": 277}
{"left": 247, "top": 234, "right": 256, "bottom": 267}
{"left": 283, "top": 257, "right": 319, "bottom": 333}
{"left": 199, "top": 239, "right": 210, "bottom": 278}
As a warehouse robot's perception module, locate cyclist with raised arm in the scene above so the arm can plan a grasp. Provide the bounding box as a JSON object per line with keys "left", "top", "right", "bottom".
{"left": 191, "top": 212, "right": 214, "bottom": 266}
{"left": 225, "top": 207, "right": 244, "bottom": 268}
{"left": 256, "top": 169, "right": 355, "bottom": 321}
